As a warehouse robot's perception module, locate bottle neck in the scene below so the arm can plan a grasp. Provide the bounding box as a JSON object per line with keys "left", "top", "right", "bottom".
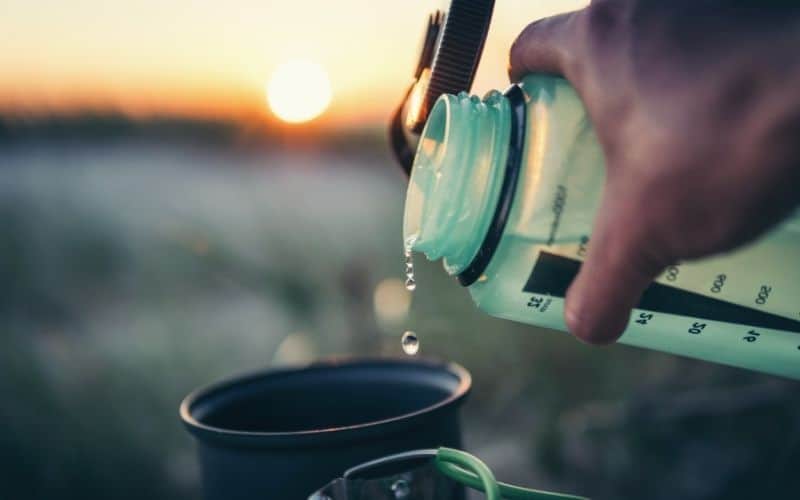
{"left": 403, "top": 90, "right": 512, "bottom": 275}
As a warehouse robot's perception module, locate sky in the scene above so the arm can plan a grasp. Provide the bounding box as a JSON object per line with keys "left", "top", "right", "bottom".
{"left": 0, "top": 0, "right": 586, "bottom": 127}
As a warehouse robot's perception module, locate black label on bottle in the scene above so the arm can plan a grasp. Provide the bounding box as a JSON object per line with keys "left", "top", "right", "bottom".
{"left": 523, "top": 251, "right": 800, "bottom": 333}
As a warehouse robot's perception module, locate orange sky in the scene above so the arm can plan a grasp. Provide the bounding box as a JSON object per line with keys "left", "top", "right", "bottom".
{"left": 0, "top": 0, "right": 586, "bottom": 128}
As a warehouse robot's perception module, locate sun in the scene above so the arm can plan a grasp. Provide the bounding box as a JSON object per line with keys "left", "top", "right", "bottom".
{"left": 266, "top": 59, "right": 332, "bottom": 124}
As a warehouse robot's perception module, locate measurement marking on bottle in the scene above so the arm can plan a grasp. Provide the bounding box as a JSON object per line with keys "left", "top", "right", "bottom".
{"left": 635, "top": 312, "right": 653, "bottom": 325}
{"left": 743, "top": 329, "right": 761, "bottom": 343}
{"left": 710, "top": 274, "right": 727, "bottom": 294}
{"left": 755, "top": 285, "right": 772, "bottom": 305}
{"left": 523, "top": 252, "right": 800, "bottom": 333}
{"left": 665, "top": 264, "right": 680, "bottom": 282}
{"left": 526, "top": 295, "right": 552, "bottom": 313}
{"left": 688, "top": 322, "right": 707, "bottom": 334}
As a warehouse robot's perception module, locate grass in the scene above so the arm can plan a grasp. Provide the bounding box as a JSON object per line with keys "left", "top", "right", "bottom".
{"left": 1, "top": 140, "right": 798, "bottom": 500}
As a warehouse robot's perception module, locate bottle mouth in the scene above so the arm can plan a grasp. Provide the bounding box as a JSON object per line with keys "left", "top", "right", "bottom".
{"left": 403, "top": 95, "right": 450, "bottom": 252}
{"left": 403, "top": 90, "right": 512, "bottom": 275}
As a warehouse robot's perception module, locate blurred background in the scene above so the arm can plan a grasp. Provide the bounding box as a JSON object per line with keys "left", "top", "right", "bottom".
{"left": 2, "top": 1, "right": 800, "bottom": 499}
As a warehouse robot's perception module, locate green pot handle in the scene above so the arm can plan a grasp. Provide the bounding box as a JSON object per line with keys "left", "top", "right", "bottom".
{"left": 434, "top": 447, "right": 589, "bottom": 500}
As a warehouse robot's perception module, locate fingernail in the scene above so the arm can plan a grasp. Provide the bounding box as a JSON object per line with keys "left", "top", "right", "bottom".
{"left": 564, "top": 291, "right": 587, "bottom": 342}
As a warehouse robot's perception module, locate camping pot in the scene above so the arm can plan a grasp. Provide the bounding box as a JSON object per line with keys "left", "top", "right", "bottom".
{"left": 180, "top": 358, "right": 471, "bottom": 500}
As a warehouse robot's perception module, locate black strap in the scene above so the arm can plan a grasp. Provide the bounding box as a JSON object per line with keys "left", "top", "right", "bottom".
{"left": 389, "top": 84, "right": 416, "bottom": 177}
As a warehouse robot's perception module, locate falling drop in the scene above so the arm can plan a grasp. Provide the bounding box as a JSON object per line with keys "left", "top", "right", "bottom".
{"left": 403, "top": 238, "right": 416, "bottom": 291}
{"left": 401, "top": 331, "right": 419, "bottom": 356}
{"left": 401, "top": 239, "right": 419, "bottom": 356}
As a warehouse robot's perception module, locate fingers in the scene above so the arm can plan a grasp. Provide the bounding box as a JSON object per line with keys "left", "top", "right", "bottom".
{"left": 564, "top": 186, "right": 668, "bottom": 344}
{"left": 508, "top": 11, "right": 583, "bottom": 82}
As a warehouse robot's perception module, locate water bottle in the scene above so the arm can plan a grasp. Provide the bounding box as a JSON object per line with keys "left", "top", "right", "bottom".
{"left": 404, "top": 74, "right": 800, "bottom": 380}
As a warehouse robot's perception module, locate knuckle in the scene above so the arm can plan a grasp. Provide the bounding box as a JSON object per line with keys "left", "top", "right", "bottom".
{"left": 508, "top": 31, "right": 527, "bottom": 67}
{"left": 508, "top": 11, "right": 587, "bottom": 80}
{"left": 705, "top": 203, "right": 753, "bottom": 252}
{"left": 645, "top": 175, "right": 742, "bottom": 258}
{"left": 509, "top": 20, "right": 544, "bottom": 63}
{"left": 585, "top": 0, "right": 626, "bottom": 37}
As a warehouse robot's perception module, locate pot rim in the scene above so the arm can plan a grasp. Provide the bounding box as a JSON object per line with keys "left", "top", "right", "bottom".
{"left": 179, "top": 356, "right": 471, "bottom": 448}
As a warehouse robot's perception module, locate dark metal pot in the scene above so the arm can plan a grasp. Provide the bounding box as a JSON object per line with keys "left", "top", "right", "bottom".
{"left": 180, "top": 358, "right": 471, "bottom": 500}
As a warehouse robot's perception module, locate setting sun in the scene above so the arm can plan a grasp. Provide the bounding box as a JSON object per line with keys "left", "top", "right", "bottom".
{"left": 266, "top": 59, "right": 332, "bottom": 124}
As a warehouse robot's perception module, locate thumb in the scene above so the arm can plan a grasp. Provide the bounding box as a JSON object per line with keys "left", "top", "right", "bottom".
{"left": 564, "top": 186, "right": 668, "bottom": 344}
{"left": 508, "top": 10, "right": 584, "bottom": 82}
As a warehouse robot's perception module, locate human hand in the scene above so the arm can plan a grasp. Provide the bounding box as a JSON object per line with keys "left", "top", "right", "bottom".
{"left": 509, "top": 0, "right": 800, "bottom": 344}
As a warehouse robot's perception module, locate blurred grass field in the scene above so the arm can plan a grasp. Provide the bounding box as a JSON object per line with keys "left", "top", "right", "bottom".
{"left": 1, "top": 135, "right": 799, "bottom": 500}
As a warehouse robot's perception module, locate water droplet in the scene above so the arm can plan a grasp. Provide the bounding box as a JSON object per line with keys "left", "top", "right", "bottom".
{"left": 401, "top": 331, "right": 419, "bottom": 356}
{"left": 391, "top": 479, "right": 411, "bottom": 499}
{"left": 403, "top": 241, "right": 416, "bottom": 291}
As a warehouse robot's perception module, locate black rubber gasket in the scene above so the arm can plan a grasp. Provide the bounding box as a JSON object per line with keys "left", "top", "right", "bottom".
{"left": 457, "top": 85, "right": 527, "bottom": 287}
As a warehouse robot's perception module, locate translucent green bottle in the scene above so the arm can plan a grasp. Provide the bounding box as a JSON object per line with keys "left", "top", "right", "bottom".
{"left": 404, "top": 75, "right": 800, "bottom": 379}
